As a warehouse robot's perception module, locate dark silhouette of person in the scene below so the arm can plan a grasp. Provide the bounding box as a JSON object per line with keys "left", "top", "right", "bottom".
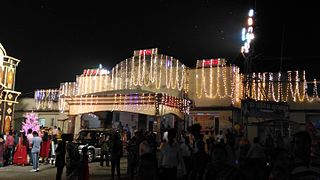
{"left": 265, "top": 133, "right": 274, "bottom": 165}
{"left": 289, "top": 131, "right": 320, "bottom": 179}
{"left": 99, "top": 134, "right": 110, "bottom": 167}
{"left": 55, "top": 135, "right": 66, "bottom": 180}
{"left": 127, "top": 131, "right": 139, "bottom": 179}
{"left": 138, "top": 133, "right": 157, "bottom": 180}
{"left": 110, "top": 132, "right": 123, "bottom": 180}
{"left": 189, "top": 138, "right": 210, "bottom": 180}
{"left": 204, "top": 144, "right": 244, "bottom": 180}
{"left": 65, "top": 135, "right": 81, "bottom": 180}
{"left": 246, "top": 137, "right": 266, "bottom": 180}
{"left": 269, "top": 148, "right": 290, "bottom": 180}
{"left": 159, "top": 128, "right": 184, "bottom": 180}
{"left": 80, "top": 146, "right": 89, "bottom": 180}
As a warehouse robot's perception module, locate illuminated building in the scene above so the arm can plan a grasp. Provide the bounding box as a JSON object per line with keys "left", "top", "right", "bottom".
{"left": 27, "top": 48, "right": 320, "bottom": 141}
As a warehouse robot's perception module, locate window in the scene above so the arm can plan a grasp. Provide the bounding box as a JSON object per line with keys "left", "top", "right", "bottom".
{"left": 39, "top": 118, "right": 46, "bottom": 127}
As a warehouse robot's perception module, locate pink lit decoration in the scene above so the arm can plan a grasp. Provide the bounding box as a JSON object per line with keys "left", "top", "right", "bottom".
{"left": 22, "top": 112, "right": 40, "bottom": 134}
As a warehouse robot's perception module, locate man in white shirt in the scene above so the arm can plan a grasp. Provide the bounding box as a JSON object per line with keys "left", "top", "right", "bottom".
{"left": 27, "top": 129, "right": 34, "bottom": 165}
{"left": 216, "top": 130, "right": 225, "bottom": 143}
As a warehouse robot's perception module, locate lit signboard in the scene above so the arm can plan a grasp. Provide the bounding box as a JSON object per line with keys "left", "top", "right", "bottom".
{"left": 198, "top": 58, "right": 226, "bottom": 68}
{"left": 83, "top": 68, "right": 110, "bottom": 76}
{"left": 133, "top": 48, "right": 158, "bottom": 56}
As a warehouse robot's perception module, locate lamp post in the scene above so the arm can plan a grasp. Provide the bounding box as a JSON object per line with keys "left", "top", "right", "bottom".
{"left": 241, "top": 9, "right": 255, "bottom": 138}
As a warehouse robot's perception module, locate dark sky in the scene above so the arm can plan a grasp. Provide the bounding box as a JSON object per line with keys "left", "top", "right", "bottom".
{"left": 0, "top": 0, "right": 319, "bottom": 95}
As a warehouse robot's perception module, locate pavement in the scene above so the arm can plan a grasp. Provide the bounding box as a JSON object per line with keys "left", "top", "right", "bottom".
{"left": 0, "top": 158, "right": 129, "bottom": 180}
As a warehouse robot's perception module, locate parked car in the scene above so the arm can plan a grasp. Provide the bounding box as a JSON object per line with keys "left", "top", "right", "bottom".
{"left": 75, "top": 128, "right": 114, "bottom": 162}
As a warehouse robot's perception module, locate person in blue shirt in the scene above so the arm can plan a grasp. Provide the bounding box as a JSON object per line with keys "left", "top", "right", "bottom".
{"left": 30, "top": 131, "right": 42, "bottom": 172}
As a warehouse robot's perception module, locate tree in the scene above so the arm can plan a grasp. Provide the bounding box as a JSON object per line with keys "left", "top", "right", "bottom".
{"left": 22, "top": 112, "right": 40, "bottom": 133}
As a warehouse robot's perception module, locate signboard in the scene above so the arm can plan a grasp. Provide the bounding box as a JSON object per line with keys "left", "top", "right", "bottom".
{"left": 133, "top": 48, "right": 158, "bottom": 56}
{"left": 83, "top": 68, "right": 110, "bottom": 76}
{"left": 198, "top": 58, "right": 226, "bottom": 68}
{"left": 242, "top": 99, "right": 289, "bottom": 118}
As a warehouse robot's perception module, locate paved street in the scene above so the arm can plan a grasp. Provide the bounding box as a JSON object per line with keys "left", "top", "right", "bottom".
{"left": 0, "top": 158, "right": 129, "bottom": 180}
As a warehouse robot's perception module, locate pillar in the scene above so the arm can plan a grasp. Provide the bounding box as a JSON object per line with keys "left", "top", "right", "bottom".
{"left": 74, "top": 115, "right": 82, "bottom": 137}
{"left": 138, "top": 114, "right": 147, "bottom": 132}
{"left": 67, "top": 115, "right": 76, "bottom": 134}
{"left": 103, "top": 111, "right": 113, "bottom": 128}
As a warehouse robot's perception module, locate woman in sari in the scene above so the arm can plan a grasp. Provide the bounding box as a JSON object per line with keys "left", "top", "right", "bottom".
{"left": 40, "top": 131, "right": 51, "bottom": 164}
{"left": 13, "top": 132, "right": 28, "bottom": 166}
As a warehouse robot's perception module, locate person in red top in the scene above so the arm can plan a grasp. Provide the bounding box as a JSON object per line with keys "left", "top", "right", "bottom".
{"left": 13, "top": 131, "right": 28, "bottom": 165}
{"left": 5, "top": 130, "right": 15, "bottom": 165}
{"left": 39, "top": 131, "right": 51, "bottom": 164}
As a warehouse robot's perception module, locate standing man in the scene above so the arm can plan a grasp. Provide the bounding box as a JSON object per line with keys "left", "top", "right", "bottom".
{"left": 26, "top": 129, "right": 33, "bottom": 166}
{"left": 55, "top": 135, "right": 66, "bottom": 180}
{"left": 30, "top": 131, "right": 42, "bottom": 172}
{"left": 99, "top": 134, "right": 110, "bottom": 167}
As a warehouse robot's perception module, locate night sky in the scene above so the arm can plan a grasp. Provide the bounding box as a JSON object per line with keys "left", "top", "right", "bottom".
{"left": 0, "top": 0, "right": 319, "bottom": 95}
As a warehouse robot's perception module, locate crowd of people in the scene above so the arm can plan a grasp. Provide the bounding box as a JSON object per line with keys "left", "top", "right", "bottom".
{"left": 0, "top": 126, "right": 62, "bottom": 169}
{"left": 1, "top": 124, "right": 320, "bottom": 180}
{"left": 122, "top": 125, "right": 320, "bottom": 180}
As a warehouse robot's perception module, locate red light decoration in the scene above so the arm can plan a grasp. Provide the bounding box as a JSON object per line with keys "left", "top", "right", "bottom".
{"left": 82, "top": 69, "right": 103, "bottom": 76}
{"left": 200, "top": 59, "right": 220, "bottom": 67}
{"left": 134, "top": 48, "right": 158, "bottom": 56}
{"left": 139, "top": 49, "right": 153, "bottom": 55}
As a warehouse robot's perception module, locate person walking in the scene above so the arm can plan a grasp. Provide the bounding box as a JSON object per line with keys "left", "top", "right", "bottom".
{"left": 30, "top": 131, "right": 42, "bottom": 172}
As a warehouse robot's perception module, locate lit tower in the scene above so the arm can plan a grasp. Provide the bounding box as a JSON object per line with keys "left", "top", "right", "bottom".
{"left": 0, "top": 43, "right": 21, "bottom": 132}
{"left": 241, "top": 9, "right": 255, "bottom": 99}
{"left": 241, "top": 9, "right": 255, "bottom": 55}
